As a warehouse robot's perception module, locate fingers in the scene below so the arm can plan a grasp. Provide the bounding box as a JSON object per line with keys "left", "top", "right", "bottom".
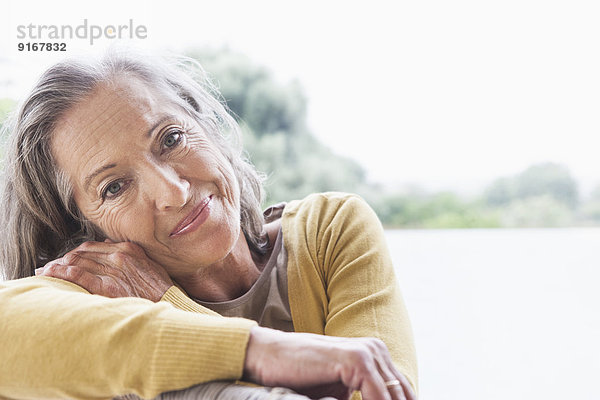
{"left": 374, "top": 348, "right": 415, "bottom": 400}
{"left": 378, "top": 347, "right": 416, "bottom": 400}
{"left": 62, "top": 250, "right": 115, "bottom": 273}
{"left": 72, "top": 240, "right": 123, "bottom": 255}
{"left": 37, "top": 252, "right": 116, "bottom": 293}
{"left": 37, "top": 262, "right": 104, "bottom": 294}
{"left": 366, "top": 338, "right": 414, "bottom": 400}
{"left": 354, "top": 357, "right": 407, "bottom": 400}
{"left": 61, "top": 240, "right": 144, "bottom": 258}
{"left": 38, "top": 255, "right": 132, "bottom": 298}
{"left": 375, "top": 362, "right": 406, "bottom": 400}
{"left": 48, "top": 242, "right": 141, "bottom": 275}
{"left": 391, "top": 372, "right": 415, "bottom": 400}
{"left": 332, "top": 345, "right": 391, "bottom": 400}
{"left": 357, "top": 370, "right": 392, "bottom": 400}
{"left": 36, "top": 239, "right": 172, "bottom": 301}
{"left": 345, "top": 338, "right": 413, "bottom": 400}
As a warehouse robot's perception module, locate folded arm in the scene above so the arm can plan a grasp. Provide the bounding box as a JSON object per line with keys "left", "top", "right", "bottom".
{"left": 0, "top": 276, "right": 255, "bottom": 399}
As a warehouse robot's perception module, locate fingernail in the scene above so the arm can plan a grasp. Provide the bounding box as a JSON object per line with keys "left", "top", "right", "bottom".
{"left": 35, "top": 267, "right": 44, "bottom": 276}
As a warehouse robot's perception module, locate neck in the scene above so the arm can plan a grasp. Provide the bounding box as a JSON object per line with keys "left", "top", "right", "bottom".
{"left": 175, "top": 231, "right": 266, "bottom": 302}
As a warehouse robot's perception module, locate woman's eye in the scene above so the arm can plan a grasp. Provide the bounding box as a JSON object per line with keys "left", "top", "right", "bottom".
{"left": 103, "top": 181, "right": 124, "bottom": 199}
{"left": 163, "top": 130, "right": 183, "bottom": 149}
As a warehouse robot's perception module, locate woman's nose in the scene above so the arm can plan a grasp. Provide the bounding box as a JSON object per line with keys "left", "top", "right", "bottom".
{"left": 147, "top": 165, "right": 190, "bottom": 211}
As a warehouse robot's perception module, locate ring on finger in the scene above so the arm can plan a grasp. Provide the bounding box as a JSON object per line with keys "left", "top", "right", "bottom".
{"left": 384, "top": 379, "right": 401, "bottom": 387}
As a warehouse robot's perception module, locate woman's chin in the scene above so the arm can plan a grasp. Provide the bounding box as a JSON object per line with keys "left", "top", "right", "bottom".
{"left": 159, "top": 223, "right": 241, "bottom": 276}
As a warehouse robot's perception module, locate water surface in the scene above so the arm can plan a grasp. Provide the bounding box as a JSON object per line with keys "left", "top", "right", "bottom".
{"left": 387, "top": 228, "right": 599, "bottom": 400}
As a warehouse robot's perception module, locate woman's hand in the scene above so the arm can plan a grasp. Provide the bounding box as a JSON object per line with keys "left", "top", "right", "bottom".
{"left": 244, "top": 327, "right": 416, "bottom": 400}
{"left": 36, "top": 240, "right": 173, "bottom": 302}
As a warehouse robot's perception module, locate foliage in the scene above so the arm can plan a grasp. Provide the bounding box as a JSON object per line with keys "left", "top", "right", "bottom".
{"left": 186, "top": 49, "right": 307, "bottom": 136}
{"left": 484, "top": 163, "right": 579, "bottom": 209}
{"left": 0, "top": 99, "right": 17, "bottom": 164}
{"left": 186, "top": 48, "right": 365, "bottom": 205}
{"left": 367, "top": 191, "right": 501, "bottom": 229}
{"left": 0, "top": 98, "right": 16, "bottom": 131}
{"left": 499, "top": 195, "right": 573, "bottom": 227}
{"left": 479, "top": 163, "right": 582, "bottom": 227}
{"left": 243, "top": 128, "right": 366, "bottom": 204}
{"left": 579, "top": 185, "right": 600, "bottom": 224}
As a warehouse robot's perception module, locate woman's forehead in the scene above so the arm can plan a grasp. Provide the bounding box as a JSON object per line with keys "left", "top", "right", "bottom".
{"left": 56, "top": 77, "right": 183, "bottom": 139}
{"left": 50, "top": 77, "right": 184, "bottom": 187}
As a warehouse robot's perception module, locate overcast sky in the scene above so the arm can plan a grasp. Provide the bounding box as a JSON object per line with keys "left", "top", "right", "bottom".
{"left": 2, "top": 0, "right": 599, "bottom": 194}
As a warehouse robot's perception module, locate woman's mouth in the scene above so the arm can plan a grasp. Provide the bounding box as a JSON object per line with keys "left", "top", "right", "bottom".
{"left": 170, "top": 195, "right": 213, "bottom": 237}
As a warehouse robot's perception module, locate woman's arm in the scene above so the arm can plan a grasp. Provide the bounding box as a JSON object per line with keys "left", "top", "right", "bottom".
{"left": 0, "top": 276, "right": 256, "bottom": 399}
{"left": 283, "top": 193, "right": 418, "bottom": 394}
{"left": 0, "top": 276, "right": 413, "bottom": 400}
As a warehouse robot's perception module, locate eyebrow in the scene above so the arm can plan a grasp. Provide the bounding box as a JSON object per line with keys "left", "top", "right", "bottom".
{"left": 83, "top": 163, "right": 117, "bottom": 192}
{"left": 146, "top": 115, "right": 173, "bottom": 138}
{"left": 83, "top": 115, "right": 174, "bottom": 192}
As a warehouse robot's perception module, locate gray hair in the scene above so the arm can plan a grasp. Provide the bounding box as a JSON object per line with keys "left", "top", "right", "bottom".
{"left": 0, "top": 49, "right": 266, "bottom": 281}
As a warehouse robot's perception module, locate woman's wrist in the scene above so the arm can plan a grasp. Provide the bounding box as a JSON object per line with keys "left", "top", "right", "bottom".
{"left": 243, "top": 326, "right": 271, "bottom": 384}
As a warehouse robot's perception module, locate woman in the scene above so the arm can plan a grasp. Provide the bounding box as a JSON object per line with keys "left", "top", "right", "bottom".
{"left": 0, "top": 50, "right": 417, "bottom": 400}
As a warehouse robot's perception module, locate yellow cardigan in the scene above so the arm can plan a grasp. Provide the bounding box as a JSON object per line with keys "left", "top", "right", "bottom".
{"left": 0, "top": 192, "right": 417, "bottom": 399}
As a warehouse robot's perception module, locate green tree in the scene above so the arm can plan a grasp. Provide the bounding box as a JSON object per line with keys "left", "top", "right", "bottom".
{"left": 243, "top": 128, "right": 366, "bottom": 204}
{"left": 580, "top": 184, "right": 600, "bottom": 223}
{"left": 484, "top": 177, "right": 515, "bottom": 206}
{"left": 483, "top": 163, "right": 579, "bottom": 209}
{"left": 0, "top": 99, "right": 17, "bottom": 164}
{"left": 186, "top": 48, "right": 366, "bottom": 204}
{"left": 500, "top": 195, "right": 573, "bottom": 227}
{"left": 369, "top": 190, "right": 500, "bottom": 228}
{"left": 186, "top": 48, "right": 307, "bottom": 136}
{"left": 0, "top": 98, "right": 16, "bottom": 131}
{"left": 515, "top": 163, "right": 579, "bottom": 208}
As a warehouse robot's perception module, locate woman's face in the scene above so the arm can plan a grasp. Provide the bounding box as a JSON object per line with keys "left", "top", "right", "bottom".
{"left": 51, "top": 75, "right": 242, "bottom": 277}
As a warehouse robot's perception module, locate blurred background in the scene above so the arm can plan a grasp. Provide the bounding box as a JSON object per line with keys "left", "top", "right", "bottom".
{"left": 1, "top": 1, "right": 599, "bottom": 399}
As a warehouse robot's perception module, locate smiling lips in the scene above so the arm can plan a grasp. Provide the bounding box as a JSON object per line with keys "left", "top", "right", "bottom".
{"left": 170, "top": 195, "right": 213, "bottom": 237}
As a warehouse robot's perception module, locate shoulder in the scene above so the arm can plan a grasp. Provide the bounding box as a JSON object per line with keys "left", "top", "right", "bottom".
{"left": 283, "top": 192, "right": 376, "bottom": 223}
{"left": 281, "top": 192, "right": 382, "bottom": 244}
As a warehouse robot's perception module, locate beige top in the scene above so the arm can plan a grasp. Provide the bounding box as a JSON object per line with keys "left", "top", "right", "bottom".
{"left": 194, "top": 203, "right": 295, "bottom": 332}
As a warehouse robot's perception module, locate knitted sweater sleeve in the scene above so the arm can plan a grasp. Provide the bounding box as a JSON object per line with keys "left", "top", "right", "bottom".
{"left": 0, "top": 276, "right": 256, "bottom": 400}
{"left": 284, "top": 193, "right": 418, "bottom": 393}
{"left": 161, "top": 285, "right": 220, "bottom": 315}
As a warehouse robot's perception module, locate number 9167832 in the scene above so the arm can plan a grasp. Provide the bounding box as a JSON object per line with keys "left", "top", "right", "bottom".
{"left": 18, "top": 42, "right": 66, "bottom": 51}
